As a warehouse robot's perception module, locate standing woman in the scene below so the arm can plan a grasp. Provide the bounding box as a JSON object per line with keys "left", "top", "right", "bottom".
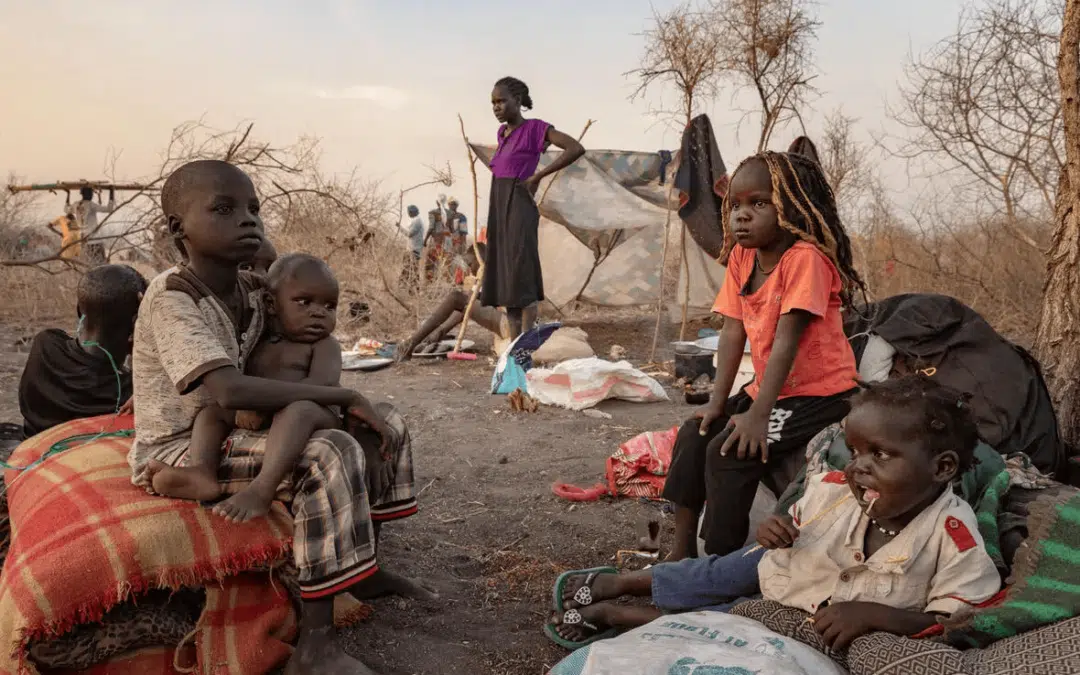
{"left": 484, "top": 76, "right": 585, "bottom": 337}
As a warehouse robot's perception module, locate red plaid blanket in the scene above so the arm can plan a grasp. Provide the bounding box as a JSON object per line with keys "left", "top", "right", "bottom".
{"left": 0, "top": 415, "right": 296, "bottom": 675}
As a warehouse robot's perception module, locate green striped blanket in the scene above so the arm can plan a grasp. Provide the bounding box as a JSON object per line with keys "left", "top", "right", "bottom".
{"left": 945, "top": 489, "right": 1080, "bottom": 648}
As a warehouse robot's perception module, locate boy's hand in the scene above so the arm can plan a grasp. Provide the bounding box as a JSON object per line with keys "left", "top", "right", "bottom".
{"left": 756, "top": 514, "right": 799, "bottom": 550}
{"left": 693, "top": 399, "right": 726, "bottom": 436}
{"left": 118, "top": 397, "right": 134, "bottom": 415}
{"left": 522, "top": 175, "right": 541, "bottom": 197}
{"left": 347, "top": 395, "right": 392, "bottom": 458}
{"left": 363, "top": 443, "right": 395, "bottom": 502}
{"left": 234, "top": 410, "right": 267, "bottom": 431}
{"left": 812, "top": 602, "right": 890, "bottom": 651}
{"left": 719, "top": 409, "right": 771, "bottom": 461}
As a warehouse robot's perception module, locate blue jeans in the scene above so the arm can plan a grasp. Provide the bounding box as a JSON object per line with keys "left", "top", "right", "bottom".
{"left": 650, "top": 543, "right": 765, "bottom": 612}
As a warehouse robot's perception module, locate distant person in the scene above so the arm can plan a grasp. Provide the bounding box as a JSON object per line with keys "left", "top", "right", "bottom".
{"left": 424, "top": 208, "right": 451, "bottom": 281}
{"left": 405, "top": 205, "right": 424, "bottom": 263}
{"left": 47, "top": 212, "right": 80, "bottom": 260}
{"left": 18, "top": 264, "right": 147, "bottom": 437}
{"left": 400, "top": 205, "right": 424, "bottom": 290}
{"left": 66, "top": 187, "right": 115, "bottom": 263}
{"left": 446, "top": 198, "right": 468, "bottom": 254}
{"left": 485, "top": 76, "right": 584, "bottom": 337}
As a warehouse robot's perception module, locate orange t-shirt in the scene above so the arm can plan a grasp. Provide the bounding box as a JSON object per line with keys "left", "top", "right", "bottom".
{"left": 712, "top": 241, "right": 857, "bottom": 400}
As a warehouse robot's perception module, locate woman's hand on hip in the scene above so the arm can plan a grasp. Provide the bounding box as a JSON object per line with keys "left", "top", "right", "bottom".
{"left": 522, "top": 175, "right": 541, "bottom": 196}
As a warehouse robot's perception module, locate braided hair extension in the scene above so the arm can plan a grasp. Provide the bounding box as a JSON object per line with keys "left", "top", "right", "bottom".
{"left": 720, "top": 151, "right": 869, "bottom": 311}
{"left": 852, "top": 375, "right": 980, "bottom": 474}
{"left": 494, "top": 76, "right": 534, "bottom": 110}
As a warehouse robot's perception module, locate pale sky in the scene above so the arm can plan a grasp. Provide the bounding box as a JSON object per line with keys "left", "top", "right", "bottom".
{"left": 0, "top": 0, "right": 962, "bottom": 226}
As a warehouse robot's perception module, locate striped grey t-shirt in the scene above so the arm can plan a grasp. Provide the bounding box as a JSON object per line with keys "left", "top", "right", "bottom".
{"left": 128, "top": 266, "right": 265, "bottom": 486}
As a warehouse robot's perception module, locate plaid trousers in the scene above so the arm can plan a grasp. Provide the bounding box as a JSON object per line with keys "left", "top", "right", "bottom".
{"left": 214, "top": 403, "right": 417, "bottom": 599}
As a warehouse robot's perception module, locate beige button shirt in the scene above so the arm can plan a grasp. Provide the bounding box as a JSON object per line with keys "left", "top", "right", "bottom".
{"left": 759, "top": 472, "right": 1001, "bottom": 617}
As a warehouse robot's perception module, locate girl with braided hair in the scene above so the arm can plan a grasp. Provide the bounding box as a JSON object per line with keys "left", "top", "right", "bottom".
{"left": 660, "top": 150, "right": 864, "bottom": 561}
{"left": 484, "top": 76, "right": 585, "bottom": 337}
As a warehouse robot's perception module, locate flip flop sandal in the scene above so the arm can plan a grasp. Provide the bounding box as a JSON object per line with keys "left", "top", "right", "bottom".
{"left": 551, "top": 566, "right": 617, "bottom": 612}
{"left": 543, "top": 609, "right": 618, "bottom": 650}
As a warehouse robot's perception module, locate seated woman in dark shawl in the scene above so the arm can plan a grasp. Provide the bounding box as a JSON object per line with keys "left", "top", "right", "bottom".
{"left": 18, "top": 264, "right": 147, "bottom": 438}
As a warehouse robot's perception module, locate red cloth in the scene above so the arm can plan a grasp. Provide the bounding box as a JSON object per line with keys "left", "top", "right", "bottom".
{"left": 552, "top": 426, "right": 679, "bottom": 502}
{"left": 712, "top": 241, "right": 857, "bottom": 399}
{"left": 605, "top": 426, "right": 679, "bottom": 499}
{"left": 0, "top": 415, "right": 296, "bottom": 675}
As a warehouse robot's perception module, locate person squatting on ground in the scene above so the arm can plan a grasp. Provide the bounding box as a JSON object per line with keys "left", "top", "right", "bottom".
{"left": 551, "top": 376, "right": 1002, "bottom": 651}
{"left": 18, "top": 264, "right": 147, "bottom": 437}
{"left": 662, "top": 150, "right": 870, "bottom": 561}
{"left": 129, "top": 159, "right": 431, "bottom": 675}
{"left": 148, "top": 253, "right": 347, "bottom": 523}
{"left": 394, "top": 243, "right": 525, "bottom": 360}
{"left": 484, "top": 76, "right": 584, "bottom": 338}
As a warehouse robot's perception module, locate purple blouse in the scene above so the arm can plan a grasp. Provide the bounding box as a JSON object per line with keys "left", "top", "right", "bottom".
{"left": 489, "top": 118, "right": 551, "bottom": 180}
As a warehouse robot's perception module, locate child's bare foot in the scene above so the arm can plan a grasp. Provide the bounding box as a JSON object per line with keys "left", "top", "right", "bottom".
{"left": 349, "top": 569, "right": 439, "bottom": 602}
{"left": 147, "top": 460, "right": 222, "bottom": 502}
{"left": 212, "top": 483, "right": 276, "bottom": 523}
{"left": 285, "top": 626, "right": 377, "bottom": 675}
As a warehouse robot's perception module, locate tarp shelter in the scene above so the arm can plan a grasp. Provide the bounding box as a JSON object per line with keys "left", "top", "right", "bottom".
{"left": 470, "top": 114, "right": 729, "bottom": 318}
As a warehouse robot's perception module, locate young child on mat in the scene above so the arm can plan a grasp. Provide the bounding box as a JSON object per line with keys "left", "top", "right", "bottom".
{"left": 19, "top": 264, "right": 147, "bottom": 436}
{"left": 548, "top": 376, "right": 1002, "bottom": 652}
{"left": 149, "top": 253, "right": 345, "bottom": 523}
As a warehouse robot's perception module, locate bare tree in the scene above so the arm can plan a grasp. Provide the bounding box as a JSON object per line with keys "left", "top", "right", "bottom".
{"left": 712, "top": 0, "right": 821, "bottom": 150}
{"left": 1034, "top": 0, "right": 1080, "bottom": 452}
{"left": 893, "top": 0, "right": 1064, "bottom": 238}
{"left": 627, "top": 1, "right": 726, "bottom": 127}
{"left": 818, "top": 109, "right": 871, "bottom": 212}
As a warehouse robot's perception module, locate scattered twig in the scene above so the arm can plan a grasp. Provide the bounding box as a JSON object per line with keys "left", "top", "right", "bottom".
{"left": 418, "top": 477, "right": 438, "bottom": 497}
{"left": 481, "top": 534, "right": 530, "bottom": 562}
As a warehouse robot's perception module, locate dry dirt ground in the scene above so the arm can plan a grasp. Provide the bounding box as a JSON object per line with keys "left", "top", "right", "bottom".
{"left": 0, "top": 311, "right": 710, "bottom": 675}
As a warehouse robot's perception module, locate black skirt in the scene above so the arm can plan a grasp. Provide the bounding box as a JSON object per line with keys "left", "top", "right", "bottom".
{"left": 482, "top": 177, "right": 544, "bottom": 308}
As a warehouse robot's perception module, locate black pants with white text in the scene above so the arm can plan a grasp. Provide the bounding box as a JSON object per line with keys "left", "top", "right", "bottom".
{"left": 661, "top": 387, "right": 855, "bottom": 556}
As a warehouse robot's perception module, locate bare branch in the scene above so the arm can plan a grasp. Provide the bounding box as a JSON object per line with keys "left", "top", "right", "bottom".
{"left": 712, "top": 0, "right": 821, "bottom": 150}
{"left": 891, "top": 0, "right": 1064, "bottom": 225}
{"left": 626, "top": 1, "right": 726, "bottom": 127}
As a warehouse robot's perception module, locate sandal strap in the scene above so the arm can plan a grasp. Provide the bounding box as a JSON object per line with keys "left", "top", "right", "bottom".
{"left": 562, "top": 609, "right": 598, "bottom": 633}
{"left": 572, "top": 572, "right": 598, "bottom": 606}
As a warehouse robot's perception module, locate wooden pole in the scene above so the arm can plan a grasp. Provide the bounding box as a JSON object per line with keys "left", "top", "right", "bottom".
{"left": 648, "top": 179, "right": 678, "bottom": 363}
{"left": 452, "top": 114, "right": 484, "bottom": 356}
{"left": 678, "top": 220, "right": 691, "bottom": 340}
{"left": 7, "top": 181, "right": 155, "bottom": 193}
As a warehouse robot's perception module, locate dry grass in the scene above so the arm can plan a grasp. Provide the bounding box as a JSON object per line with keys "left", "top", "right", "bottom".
{"left": 852, "top": 216, "right": 1050, "bottom": 345}
{"left": 0, "top": 265, "right": 78, "bottom": 328}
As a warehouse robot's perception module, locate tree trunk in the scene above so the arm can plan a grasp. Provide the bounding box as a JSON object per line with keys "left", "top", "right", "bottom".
{"left": 1034, "top": 0, "right": 1080, "bottom": 452}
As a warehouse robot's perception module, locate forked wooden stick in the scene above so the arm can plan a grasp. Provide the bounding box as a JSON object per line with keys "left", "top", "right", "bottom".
{"left": 451, "top": 114, "right": 484, "bottom": 356}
